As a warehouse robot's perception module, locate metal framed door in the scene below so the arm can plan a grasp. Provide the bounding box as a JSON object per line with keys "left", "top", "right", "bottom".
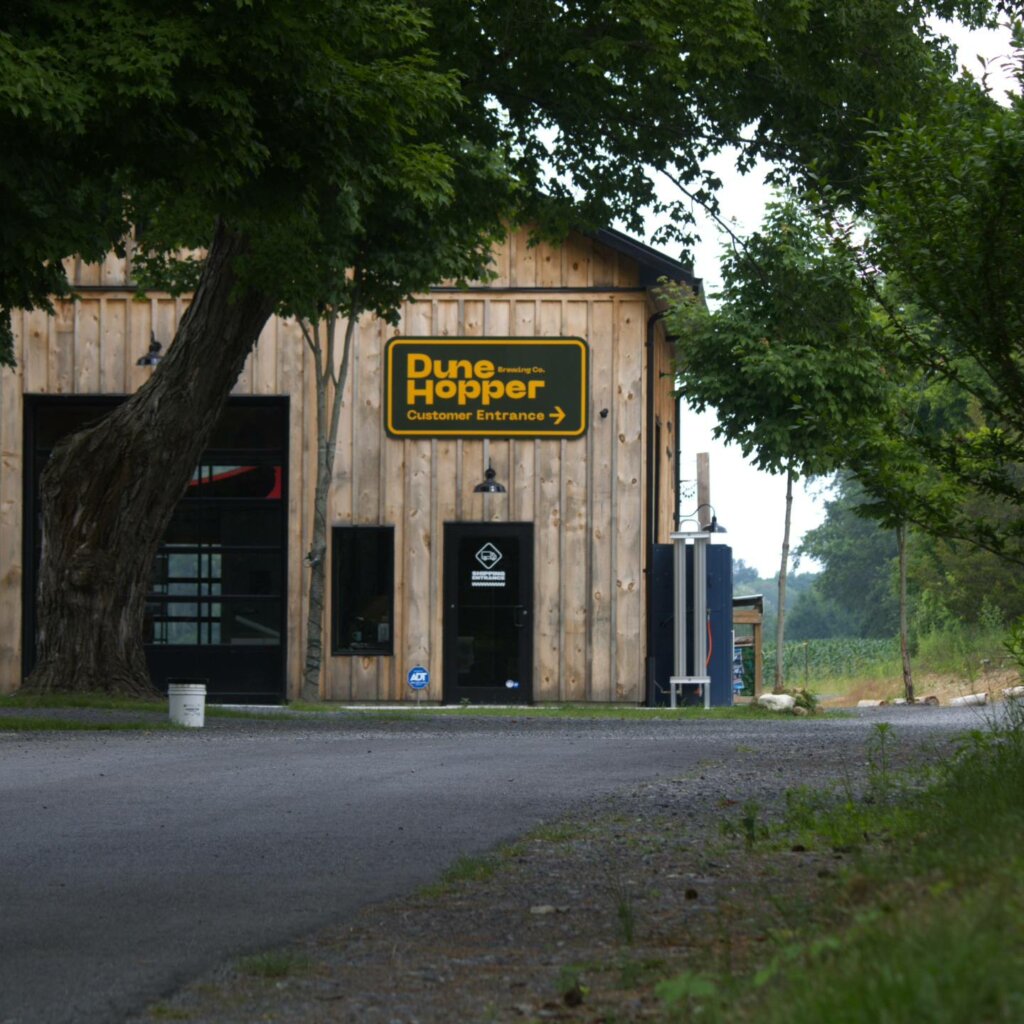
{"left": 442, "top": 523, "right": 533, "bottom": 704}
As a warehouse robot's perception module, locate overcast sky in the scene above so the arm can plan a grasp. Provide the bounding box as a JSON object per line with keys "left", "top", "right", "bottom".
{"left": 646, "top": 19, "right": 1018, "bottom": 577}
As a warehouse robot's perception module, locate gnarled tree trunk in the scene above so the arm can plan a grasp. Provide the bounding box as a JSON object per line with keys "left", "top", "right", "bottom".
{"left": 23, "top": 222, "right": 275, "bottom": 696}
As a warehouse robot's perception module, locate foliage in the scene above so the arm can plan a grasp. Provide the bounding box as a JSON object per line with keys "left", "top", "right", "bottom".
{"left": 664, "top": 200, "right": 891, "bottom": 478}
{"left": 798, "top": 474, "right": 900, "bottom": 636}
{"left": 2, "top": 0, "right": 504, "bottom": 361}
{"left": 909, "top": 519, "right": 1024, "bottom": 627}
{"left": 658, "top": 709, "right": 1024, "bottom": 1023}
{"left": 663, "top": 196, "right": 906, "bottom": 688}
{"left": 432, "top": 0, "right": 990, "bottom": 246}
{"left": 1005, "top": 616, "right": 1024, "bottom": 677}
{"left": 732, "top": 558, "right": 762, "bottom": 590}
{"left": 696, "top": 36, "right": 1024, "bottom": 560}
{"left": 734, "top": 565, "right": 820, "bottom": 639}
{"left": 2, "top": 0, "right": 997, "bottom": 363}
{"left": 786, "top": 585, "right": 861, "bottom": 640}
{"left": 235, "top": 951, "right": 312, "bottom": 980}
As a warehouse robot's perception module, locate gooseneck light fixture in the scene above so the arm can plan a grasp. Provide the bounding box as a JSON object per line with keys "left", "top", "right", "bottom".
{"left": 473, "top": 463, "right": 506, "bottom": 493}
{"left": 679, "top": 503, "right": 727, "bottom": 534}
{"left": 136, "top": 333, "right": 163, "bottom": 367}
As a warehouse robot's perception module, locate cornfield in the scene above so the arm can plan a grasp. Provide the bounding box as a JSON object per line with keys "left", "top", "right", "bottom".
{"left": 763, "top": 638, "right": 900, "bottom": 685}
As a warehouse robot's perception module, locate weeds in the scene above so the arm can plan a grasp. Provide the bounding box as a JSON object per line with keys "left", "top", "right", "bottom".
{"left": 657, "top": 706, "right": 1024, "bottom": 1022}
{"left": 235, "top": 951, "right": 311, "bottom": 980}
{"left": 605, "top": 869, "right": 637, "bottom": 945}
{"left": 557, "top": 965, "right": 590, "bottom": 1005}
{"left": 617, "top": 956, "right": 667, "bottom": 990}
{"left": 1003, "top": 616, "right": 1024, "bottom": 677}
{"left": 417, "top": 852, "right": 500, "bottom": 899}
{"left": 146, "top": 1004, "right": 192, "bottom": 1021}
{"left": 865, "top": 721, "right": 895, "bottom": 804}
{"left": 656, "top": 970, "right": 720, "bottom": 1021}
{"left": 720, "top": 799, "right": 767, "bottom": 850}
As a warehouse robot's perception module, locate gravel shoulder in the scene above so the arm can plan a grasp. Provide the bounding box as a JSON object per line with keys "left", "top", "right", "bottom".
{"left": 124, "top": 709, "right": 963, "bottom": 1024}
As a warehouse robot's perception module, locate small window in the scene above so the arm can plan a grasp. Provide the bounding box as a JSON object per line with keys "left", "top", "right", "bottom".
{"left": 332, "top": 526, "right": 394, "bottom": 655}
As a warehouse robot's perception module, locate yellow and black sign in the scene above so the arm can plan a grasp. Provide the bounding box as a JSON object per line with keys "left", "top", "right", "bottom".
{"left": 385, "top": 337, "right": 587, "bottom": 438}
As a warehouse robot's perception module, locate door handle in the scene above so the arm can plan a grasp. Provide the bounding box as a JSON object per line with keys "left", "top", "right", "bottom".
{"left": 513, "top": 606, "right": 528, "bottom": 628}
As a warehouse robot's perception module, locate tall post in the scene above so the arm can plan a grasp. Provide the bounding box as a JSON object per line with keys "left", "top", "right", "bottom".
{"left": 673, "top": 533, "right": 688, "bottom": 684}
{"left": 692, "top": 534, "right": 708, "bottom": 677}
{"left": 696, "top": 452, "right": 711, "bottom": 530}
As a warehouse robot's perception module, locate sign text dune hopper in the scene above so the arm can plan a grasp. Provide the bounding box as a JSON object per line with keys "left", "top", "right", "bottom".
{"left": 385, "top": 338, "right": 588, "bottom": 438}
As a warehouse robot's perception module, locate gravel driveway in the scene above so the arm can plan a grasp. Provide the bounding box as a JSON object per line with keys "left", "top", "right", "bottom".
{"left": 0, "top": 705, "right": 988, "bottom": 1024}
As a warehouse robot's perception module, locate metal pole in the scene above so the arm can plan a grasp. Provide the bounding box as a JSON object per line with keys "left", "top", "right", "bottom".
{"left": 672, "top": 533, "right": 687, "bottom": 707}
{"left": 692, "top": 534, "right": 708, "bottom": 681}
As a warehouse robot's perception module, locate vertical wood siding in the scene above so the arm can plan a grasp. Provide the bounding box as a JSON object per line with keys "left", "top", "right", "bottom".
{"left": 1, "top": 229, "right": 673, "bottom": 701}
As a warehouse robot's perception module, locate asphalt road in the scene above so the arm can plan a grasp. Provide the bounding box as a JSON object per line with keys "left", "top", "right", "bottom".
{"left": 0, "top": 708, "right": 988, "bottom": 1024}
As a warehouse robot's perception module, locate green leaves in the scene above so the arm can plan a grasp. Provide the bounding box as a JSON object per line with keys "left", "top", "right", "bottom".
{"left": 663, "top": 198, "right": 890, "bottom": 478}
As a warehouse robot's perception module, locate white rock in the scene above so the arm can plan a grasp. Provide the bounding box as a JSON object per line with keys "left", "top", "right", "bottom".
{"left": 1002, "top": 685, "right": 1024, "bottom": 699}
{"left": 949, "top": 692, "right": 988, "bottom": 706}
{"left": 758, "top": 693, "right": 796, "bottom": 712}
{"left": 856, "top": 699, "right": 884, "bottom": 708}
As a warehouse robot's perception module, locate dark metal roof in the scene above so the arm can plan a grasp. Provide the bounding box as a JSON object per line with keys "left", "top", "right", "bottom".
{"left": 590, "top": 226, "right": 701, "bottom": 293}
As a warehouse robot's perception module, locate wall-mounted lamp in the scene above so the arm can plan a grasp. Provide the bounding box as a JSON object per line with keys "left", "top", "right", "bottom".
{"left": 136, "top": 333, "right": 163, "bottom": 367}
{"left": 473, "top": 464, "right": 506, "bottom": 493}
{"left": 679, "top": 503, "right": 727, "bottom": 534}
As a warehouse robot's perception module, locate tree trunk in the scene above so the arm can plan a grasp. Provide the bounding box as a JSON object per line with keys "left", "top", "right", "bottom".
{"left": 897, "top": 522, "right": 914, "bottom": 703}
{"left": 301, "top": 309, "right": 357, "bottom": 702}
{"left": 23, "top": 222, "right": 276, "bottom": 696}
{"left": 774, "top": 468, "right": 795, "bottom": 693}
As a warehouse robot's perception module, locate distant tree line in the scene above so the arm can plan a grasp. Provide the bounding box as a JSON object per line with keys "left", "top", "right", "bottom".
{"left": 740, "top": 472, "right": 1024, "bottom": 643}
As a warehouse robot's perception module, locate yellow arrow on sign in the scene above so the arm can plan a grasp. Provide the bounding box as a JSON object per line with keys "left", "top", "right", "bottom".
{"left": 550, "top": 406, "right": 566, "bottom": 425}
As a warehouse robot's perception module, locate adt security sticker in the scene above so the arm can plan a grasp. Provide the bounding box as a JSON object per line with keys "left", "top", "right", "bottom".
{"left": 407, "top": 666, "right": 430, "bottom": 691}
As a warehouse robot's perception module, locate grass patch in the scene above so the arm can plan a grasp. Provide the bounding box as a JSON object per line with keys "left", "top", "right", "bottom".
{"left": 146, "top": 1003, "right": 193, "bottom": 1021}
{"left": 418, "top": 851, "right": 505, "bottom": 899}
{"left": 656, "top": 705, "right": 1024, "bottom": 1022}
{"left": 235, "top": 950, "right": 312, "bottom": 980}
{"left": 286, "top": 701, "right": 789, "bottom": 721}
{"left": 0, "top": 694, "right": 287, "bottom": 724}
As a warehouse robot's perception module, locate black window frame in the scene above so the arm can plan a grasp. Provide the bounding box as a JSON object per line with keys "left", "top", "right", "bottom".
{"left": 331, "top": 525, "right": 395, "bottom": 656}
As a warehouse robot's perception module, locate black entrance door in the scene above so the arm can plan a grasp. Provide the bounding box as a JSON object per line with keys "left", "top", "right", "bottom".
{"left": 443, "top": 523, "right": 533, "bottom": 704}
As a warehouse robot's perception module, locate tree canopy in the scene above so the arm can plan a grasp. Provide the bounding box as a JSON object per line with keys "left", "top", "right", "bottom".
{"left": 798, "top": 475, "right": 900, "bottom": 637}
{"left": 2, "top": 0, "right": 998, "bottom": 362}
{"left": 1, "top": 0, "right": 516, "bottom": 362}
{"left": 665, "top": 27, "right": 1024, "bottom": 562}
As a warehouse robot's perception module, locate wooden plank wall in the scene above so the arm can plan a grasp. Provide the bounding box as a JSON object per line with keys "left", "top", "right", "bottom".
{"left": 1, "top": 228, "right": 669, "bottom": 702}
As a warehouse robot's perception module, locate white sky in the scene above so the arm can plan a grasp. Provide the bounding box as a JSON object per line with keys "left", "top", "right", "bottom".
{"left": 641, "top": 20, "right": 1017, "bottom": 577}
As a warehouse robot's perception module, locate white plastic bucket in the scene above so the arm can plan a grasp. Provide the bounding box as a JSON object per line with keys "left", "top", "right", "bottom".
{"left": 168, "top": 681, "right": 207, "bottom": 728}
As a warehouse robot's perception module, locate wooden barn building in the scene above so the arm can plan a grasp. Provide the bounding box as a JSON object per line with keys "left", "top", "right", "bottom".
{"left": 0, "top": 226, "right": 701, "bottom": 704}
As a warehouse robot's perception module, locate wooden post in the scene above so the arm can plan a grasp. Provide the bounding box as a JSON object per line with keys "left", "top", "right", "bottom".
{"left": 696, "top": 452, "right": 711, "bottom": 528}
